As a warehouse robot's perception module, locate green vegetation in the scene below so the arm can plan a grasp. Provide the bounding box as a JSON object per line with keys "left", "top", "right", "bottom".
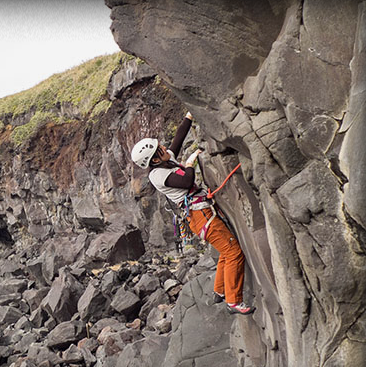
{"left": 90, "top": 100, "right": 112, "bottom": 118}
{"left": 166, "top": 120, "right": 178, "bottom": 140}
{"left": 154, "top": 75, "right": 162, "bottom": 85}
{"left": 0, "top": 51, "right": 135, "bottom": 145}
{"left": 11, "top": 111, "right": 59, "bottom": 146}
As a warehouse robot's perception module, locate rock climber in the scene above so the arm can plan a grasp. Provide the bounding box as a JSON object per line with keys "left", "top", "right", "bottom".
{"left": 131, "top": 112, "right": 255, "bottom": 315}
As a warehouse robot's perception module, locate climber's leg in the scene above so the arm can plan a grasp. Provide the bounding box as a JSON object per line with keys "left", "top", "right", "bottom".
{"left": 188, "top": 208, "right": 245, "bottom": 304}
{"left": 214, "top": 254, "right": 225, "bottom": 295}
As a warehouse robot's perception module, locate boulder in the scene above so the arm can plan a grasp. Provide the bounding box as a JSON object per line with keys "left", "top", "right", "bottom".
{"left": 194, "top": 253, "right": 217, "bottom": 272}
{"left": 97, "top": 326, "right": 125, "bottom": 355}
{"left": 174, "top": 260, "right": 191, "bottom": 284}
{"left": 154, "top": 268, "right": 174, "bottom": 284}
{"left": 101, "top": 270, "right": 120, "bottom": 296}
{"left": 89, "top": 318, "right": 125, "bottom": 338}
{"left": 0, "top": 258, "right": 23, "bottom": 277}
{"left": 139, "top": 288, "right": 169, "bottom": 321}
{"left": 46, "top": 320, "right": 86, "bottom": 349}
{"left": 41, "top": 267, "right": 84, "bottom": 322}
{"left": 133, "top": 273, "right": 160, "bottom": 298}
{"left": 80, "top": 346, "right": 97, "bottom": 367}
{"left": 29, "top": 306, "right": 49, "bottom": 328}
{"left": 71, "top": 194, "right": 104, "bottom": 231}
{"left": 13, "top": 333, "right": 38, "bottom": 354}
{"left": 0, "top": 293, "right": 21, "bottom": 306}
{"left": 110, "top": 288, "right": 141, "bottom": 318}
{"left": 94, "top": 344, "right": 119, "bottom": 367}
{"left": 86, "top": 226, "right": 145, "bottom": 267}
{"left": 117, "top": 266, "right": 131, "bottom": 282}
{"left": 146, "top": 304, "right": 173, "bottom": 334}
{"left": 0, "top": 306, "right": 23, "bottom": 325}
{"left": 41, "top": 235, "right": 88, "bottom": 283}
{"left": 62, "top": 344, "right": 84, "bottom": 364}
{"left": 163, "top": 279, "right": 180, "bottom": 293}
{"left": 77, "top": 279, "right": 107, "bottom": 321}
{"left": 126, "top": 318, "right": 142, "bottom": 330}
{"left": 0, "top": 278, "right": 28, "bottom": 294}
{"left": 23, "top": 287, "right": 50, "bottom": 312}
{"left": 78, "top": 337, "right": 99, "bottom": 353}
{"left": 27, "top": 343, "right": 63, "bottom": 366}
{"left": 14, "top": 316, "right": 32, "bottom": 331}
{"left": 26, "top": 256, "right": 47, "bottom": 285}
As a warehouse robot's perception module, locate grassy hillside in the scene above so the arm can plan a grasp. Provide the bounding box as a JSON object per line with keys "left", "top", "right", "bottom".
{"left": 0, "top": 52, "right": 133, "bottom": 145}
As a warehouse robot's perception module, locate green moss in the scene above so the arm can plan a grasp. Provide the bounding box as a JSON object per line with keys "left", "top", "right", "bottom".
{"left": 11, "top": 111, "right": 59, "bottom": 146}
{"left": 91, "top": 100, "right": 112, "bottom": 118}
{"left": 136, "top": 57, "right": 145, "bottom": 65}
{"left": 166, "top": 120, "right": 178, "bottom": 141}
{"left": 154, "top": 75, "right": 162, "bottom": 85}
{"left": 189, "top": 142, "right": 199, "bottom": 152}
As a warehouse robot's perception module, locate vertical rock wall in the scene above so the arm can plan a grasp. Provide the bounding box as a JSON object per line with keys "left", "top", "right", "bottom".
{"left": 107, "top": 0, "right": 366, "bottom": 366}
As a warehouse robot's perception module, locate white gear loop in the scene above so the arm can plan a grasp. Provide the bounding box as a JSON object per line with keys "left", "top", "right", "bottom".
{"left": 131, "top": 138, "right": 158, "bottom": 169}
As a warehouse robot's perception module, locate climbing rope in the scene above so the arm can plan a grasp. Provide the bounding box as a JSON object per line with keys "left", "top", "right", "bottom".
{"left": 206, "top": 163, "right": 242, "bottom": 199}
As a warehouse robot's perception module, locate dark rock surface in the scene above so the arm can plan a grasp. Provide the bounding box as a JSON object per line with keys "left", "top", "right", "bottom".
{"left": 107, "top": 1, "right": 366, "bottom": 366}
{"left": 0, "top": 1, "right": 365, "bottom": 366}
{"left": 163, "top": 271, "right": 239, "bottom": 367}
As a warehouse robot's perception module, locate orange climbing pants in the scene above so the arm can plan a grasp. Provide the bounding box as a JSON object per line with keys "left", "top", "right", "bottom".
{"left": 188, "top": 208, "right": 245, "bottom": 304}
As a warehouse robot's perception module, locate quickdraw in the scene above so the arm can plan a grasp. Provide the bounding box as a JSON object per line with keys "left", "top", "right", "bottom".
{"left": 165, "top": 198, "right": 193, "bottom": 251}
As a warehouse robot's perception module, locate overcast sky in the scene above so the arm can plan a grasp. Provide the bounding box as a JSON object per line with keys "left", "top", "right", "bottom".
{"left": 0, "top": 0, "right": 120, "bottom": 98}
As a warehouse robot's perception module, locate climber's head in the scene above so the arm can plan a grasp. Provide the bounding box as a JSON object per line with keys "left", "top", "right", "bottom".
{"left": 131, "top": 138, "right": 171, "bottom": 169}
{"left": 131, "top": 138, "right": 158, "bottom": 169}
{"left": 151, "top": 144, "right": 171, "bottom": 165}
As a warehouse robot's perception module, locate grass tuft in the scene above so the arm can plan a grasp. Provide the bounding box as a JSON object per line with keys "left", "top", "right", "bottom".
{"left": 0, "top": 52, "right": 133, "bottom": 145}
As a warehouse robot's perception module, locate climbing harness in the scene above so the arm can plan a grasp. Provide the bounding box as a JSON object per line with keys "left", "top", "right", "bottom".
{"left": 166, "top": 161, "right": 242, "bottom": 246}
{"left": 181, "top": 189, "right": 216, "bottom": 241}
{"left": 198, "top": 204, "right": 217, "bottom": 241}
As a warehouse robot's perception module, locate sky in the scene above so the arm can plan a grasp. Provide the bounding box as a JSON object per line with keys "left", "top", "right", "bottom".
{"left": 0, "top": 0, "right": 120, "bottom": 98}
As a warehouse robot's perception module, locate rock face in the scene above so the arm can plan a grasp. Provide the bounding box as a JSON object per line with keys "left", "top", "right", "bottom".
{"left": 163, "top": 272, "right": 238, "bottom": 367}
{"left": 107, "top": 1, "right": 366, "bottom": 367}
{"left": 0, "top": 1, "right": 365, "bottom": 367}
{"left": 0, "top": 55, "right": 191, "bottom": 366}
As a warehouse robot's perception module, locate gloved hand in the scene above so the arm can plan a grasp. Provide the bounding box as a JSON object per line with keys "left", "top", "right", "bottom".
{"left": 186, "top": 149, "right": 202, "bottom": 167}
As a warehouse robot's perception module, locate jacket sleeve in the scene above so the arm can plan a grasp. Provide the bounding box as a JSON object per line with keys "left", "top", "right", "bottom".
{"left": 168, "top": 117, "right": 192, "bottom": 158}
{"left": 164, "top": 167, "right": 195, "bottom": 190}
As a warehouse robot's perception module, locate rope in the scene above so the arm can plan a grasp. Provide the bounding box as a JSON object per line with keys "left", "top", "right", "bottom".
{"left": 206, "top": 163, "right": 242, "bottom": 199}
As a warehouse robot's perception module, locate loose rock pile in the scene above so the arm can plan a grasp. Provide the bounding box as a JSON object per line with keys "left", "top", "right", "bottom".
{"left": 0, "top": 229, "right": 212, "bottom": 367}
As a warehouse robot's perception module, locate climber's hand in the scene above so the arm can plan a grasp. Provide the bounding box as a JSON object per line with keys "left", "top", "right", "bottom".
{"left": 185, "top": 111, "right": 193, "bottom": 120}
{"left": 186, "top": 149, "right": 202, "bottom": 167}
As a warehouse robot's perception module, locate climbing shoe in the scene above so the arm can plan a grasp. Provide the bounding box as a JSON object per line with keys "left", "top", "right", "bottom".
{"left": 227, "top": 302, "right": 255, "bottom": 315}
{"left": 213, "top": 292, "right": 225, "bottom": 303}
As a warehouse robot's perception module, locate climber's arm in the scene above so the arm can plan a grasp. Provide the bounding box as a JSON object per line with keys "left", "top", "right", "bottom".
{"left": 164, "top": 148, "right": 201, "bottom": 189}
{"left": 164, "top": 167, "right": 195, "bottom": 190}
{"left": 168, "top": 112, "right": 192, "bottom": 158}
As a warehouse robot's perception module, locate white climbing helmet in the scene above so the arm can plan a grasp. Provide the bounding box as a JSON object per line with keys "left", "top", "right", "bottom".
{"left": 131, "top": 138, "right": 158, "bottom": 169}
